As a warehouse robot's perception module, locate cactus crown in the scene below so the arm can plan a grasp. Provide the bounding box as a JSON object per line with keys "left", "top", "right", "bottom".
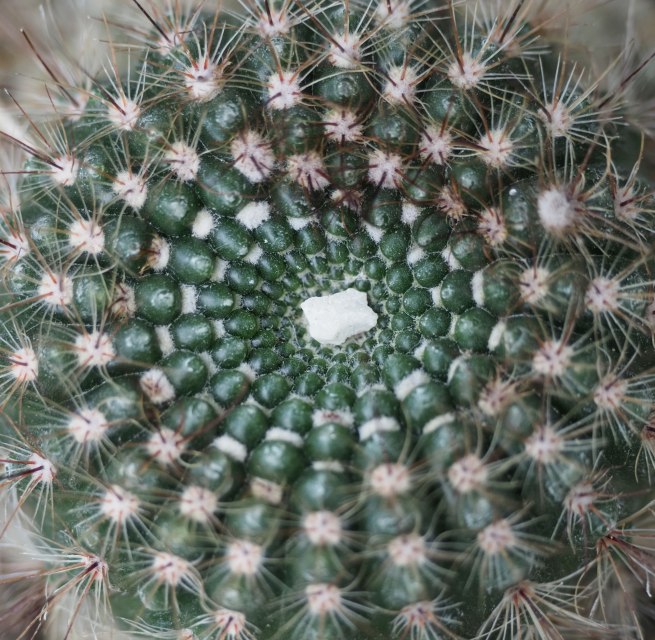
{"left": 1, "top": 1, "right": 655, "bottom": 639}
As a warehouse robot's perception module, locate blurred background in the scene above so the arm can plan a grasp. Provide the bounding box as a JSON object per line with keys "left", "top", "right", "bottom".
{"left": 0, "top": 0, "right": 653, "bottom": 136}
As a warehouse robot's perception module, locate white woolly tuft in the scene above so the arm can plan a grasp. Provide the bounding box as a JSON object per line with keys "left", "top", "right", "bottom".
{"left": 38, "top": 272, "right": 73, "bottom": 308}
{"left": 423, "top": 413, "right": 456, "bottom": 435}
{"left": 441, "top": 247, "right": 462, "bottom": 271}
{"left": 8, "top": 346, "right": 39, "bottom": 383}
{"left": 287, "top": 152, "right": 329, "bottom": 191}
{"left": 487, "top": 320, "right": 507, "bottom": 352}
{"left": 431, "top": 285, "right": 443, "bottom": 308}
{"left": 478, "top": 207, "right": 507, "bottom": 246}
{"left": 364, "top": 222, "right": 385, "bottom": 243}
{"left": 213, "top": 320, "right": 226, "bottom": 337}
{"left": 192, "top": 209, "right": 215, "bottom": 239}
{"left": 358, "top": 417, "right": 400, "bottom": 441}
{"left": 155, "top": 326, "right": 175, "bottom": 355}
{"left": 532, "top": 340, "right": 574, "bottom": 378}
{"left": 305, "top": 584, "right": 344, "bottom": 616}
{"left": 524, "top": 425, "right": 563, "bottom": 464}
{"left": 0, "top": 228, "right": 29, "bottom": 262}
{"left": 52, "top": 155, "right": 79, "bottom": 186}
{"left": 100, "top": 485, "right": 140, "bottom": 523}
{"left": 68, "top": 218, "right": 105, "bottom": 255}
{"left": 401, "top": 202, "right": 422, "bottom": 225}
{"left": 383, "top": 66, "right": 419, "bottom": 105}
{"left": 419, "top": 125, "right": 453, "bottom": 165}
{"left": 447, "top": 52, "right": 486, "bottom": 90}
{"left": 181, "top": 285, "right": 198, "bottom": 314}
{"left": 212, "top": 259, "right": 228, "bottom": 282}
{"left": 67, "top": 408, "right": 109, "bottom": 444}
{"left": 478, "top": 128, "right": 514, "bottom": 168}
{"left": 165, "top": 141, "right": 200, "bottom": 182}
{"left": 387, "top": 534, "right": 427, "bottom": 567}
{"left": 538, "top": 101, "right": 572, "bottom": 138}
{"left": 328, "top": 32, "right": 362, "bottom": 69}
{"left": 265, "top": 427, "right": 304, "bottom": 447}
{"left": 107, "top": 97, "right": 141, "bottom": 131}
{"left": 448, "top": 454, "right": 488, "bottom": 493}
{"left": 213, "top": 435, "right": 248, "bottom": 462}
{"left": 267, "top": 70, "right": 302, "bottom": 110}
{"left": 585, "top": 277, "right": 620, "bottom": 314}
{"left": 368, "top": 149, "right": 404, "bottom": 189}
{"left": 231, "top": 131, "right": 275, "bottom": 183}
{"left": 303, "top": 511, "right": 343, "bottom": 546}
{"left": 287, "top": 216, "right": 311, "bottom": 230}
{"left": 179, "top": 485, "right": 218, "bottom": 523}
{"left": 147, "top": 236, "right": 170, "bottom": 271}
{"left": 478, "top": 520, "right": 517, "bottom": 556}
{"left": 250, "top": 477, "right": 283, "bottom": 504}
{"left": 74, "top": 330, "right": 115, "bottom": 367}
{"left": 519, "top": 266, "right": 550, "bottom": 304}
{"left": 375, "top": 0, "right": 410, "bottom": 30}
{"left": 406, "top": 246, "right": 425, "bottom": 265}
{"left": 184, "top": 59, "right": 222, "bottom": 102}
{"left": 113, "top": 171, "right": 148, "bottom": 210}
{"left": 471, "top": 270, "right": 486, "bottom": 307}
{"left": 537, "top": 187, "right": 577, "bottom": 233}
{"left": 140, "top": 369, "right": 176, "bottom": 404}
{"left": 369, "top": 463, "right": 411, "bottom": 497}
{"left": 111, "top": 282, "right": 136, "bottom": 317}
{"left": 312, "top": 409, "right": 354, "bottom": 428}
{"left": 146, "top": 427, "right": 186, "bottom": 465}
{"left": 236, "top": 201, "right": 271, "bottom": 230}
{"left": 324, "top": 108, "right": 363, "bottom": 143}
{"left": 394, "top": 370, "right": 431, "bottom": 400}
{"left": 244, "top": 245, "right": 264, "bottom": 265}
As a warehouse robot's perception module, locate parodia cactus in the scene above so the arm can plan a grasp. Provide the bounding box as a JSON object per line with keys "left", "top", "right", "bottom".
{"left": 1, "top": 0, "right": 655, "bottom": 638}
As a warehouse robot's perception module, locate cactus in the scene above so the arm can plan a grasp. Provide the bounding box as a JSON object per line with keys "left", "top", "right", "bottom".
{"left": 1, "top": 0, "right": 655, "bottom": 638}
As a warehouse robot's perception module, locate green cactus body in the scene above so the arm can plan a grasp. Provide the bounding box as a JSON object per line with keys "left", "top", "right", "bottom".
{"left": 1, "top": 1, "right": 655, "bottom": 639}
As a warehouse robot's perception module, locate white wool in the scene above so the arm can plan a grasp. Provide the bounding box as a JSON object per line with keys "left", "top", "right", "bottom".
{"left": 264, "top": 428, "right": 303, "bottom": 447}
{"left": 213, "top": 435, "right": 248, "bottom": 462}
{"left": 107, "top": 98, "right": 141, "bottom": 131}
{"left": 364, "top": 222, "right": 385, "bottom": 243}
{"left": 328, "top": 32, "right": 361, "bottom": 68}
{"left": 447, "top": 52, "right": 486, "bottom": 90}
{"left": 423, "top": 413, "right": 456, "bottom": 435}
{"left": 155, "top": 326, "right": 175, "bottom": 355}
{"left": 52, "top": 155, "right": 79, "bottom": 186}
{"left": 406, "top": 246, "right": 425, "bottom": 265}
{"left": 537, "top": 187, "right": 576, "bottom": 233}
{"left": 401, "top": 202, "right": 422, "bottom": 225}
{"left": 471, "top": 270, "right": 485, "bottom": 307}
{"left": 287, "top": 216, "right": 311, "bottom": 230}
{"left": 301, "top": 288, "right": 378, "bottom": 345}
{"left": 113, "top": 171, "right": 148, "bottom": 210}
{"left": 267, "top": 71, "right": 301, "bottom": 110}
{"left": 441, "top": 247, "right": 462, "bottom": 271}
{"left": 180, "top": 285, "right": 198, "bottom": 314}
{"left": 394, "top": 370, "right": 430, "bottom": 400}
{"left": 192, "top": 209, "right": 215, "bottom": 238}
{"left": 184, "top": 59, "right": 222, "bottom": 102}
{"left": 487, "top": 320, "right": 507, "bottom": 352}
{"left": 236, "top": 201, "right": 271, "bottom": 230}
{"left": 368, "top": 149, "right": 403, "bottom": 189}
{"left": 358, "top": 417, "right": 400, "bottom": 441}
{"left": 383, "top": 65, "right": 419, "bottom": 105}
{"left": 165, "top": 141, "right": 200, "bottom": 182}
